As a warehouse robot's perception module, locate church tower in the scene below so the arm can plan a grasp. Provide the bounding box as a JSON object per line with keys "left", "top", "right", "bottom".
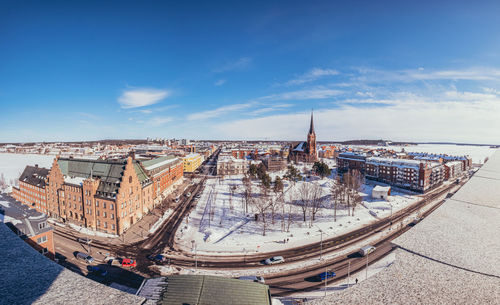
{"left": 307, "top": 111, "right": 317, "bottom": 161}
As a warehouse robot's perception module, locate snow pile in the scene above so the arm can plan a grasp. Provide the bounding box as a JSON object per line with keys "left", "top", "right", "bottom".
{"left": 68, "top": 223, "right": 118, "bottom": 238}
{"left": 149, "top": 208, "right": 173, "bottom": 234}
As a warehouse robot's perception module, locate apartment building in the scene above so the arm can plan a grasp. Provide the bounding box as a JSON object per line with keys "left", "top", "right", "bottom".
{"left": 217, "top": 156, "right": 249, "bottom": 176}
{"left": 140, "top": 155, "right": 183, "bottom": 200}
{"left": 12, "top": 165, "right": 49, "bottom": 214}
{"left": 45, "top": 155, "right": 153, "bottom": 235}
{"left": 444, "top": 161, "right": 464, "bottom": 180}
{"left": 337, "top": 152, "right": 368, "bottom": 173}
{"left": 183, "top": 153, "right": 204, "bottom": 172}
{"left": 262, "top": 155, "right": 287, "bottom": 172}
{"left": 365, "top": 157, "right": 444, "bottom": 192}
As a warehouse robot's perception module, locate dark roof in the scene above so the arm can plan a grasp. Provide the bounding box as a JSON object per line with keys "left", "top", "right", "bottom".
{"left": 58, "top": 158, "right": 125, "bottom": 197}
{"left": 138, "top": 275, "right": 271, "bottom": 305}
{"left": 19, "top": 165, "right": 49, "bottom": 188}
{"left": 309, "top": 110, "right": 315, "bottom": 134}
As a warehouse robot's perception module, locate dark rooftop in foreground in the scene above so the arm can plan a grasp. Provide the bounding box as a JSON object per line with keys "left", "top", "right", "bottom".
{"left": 137, "top": 274, "right": 272, "bottom": 305}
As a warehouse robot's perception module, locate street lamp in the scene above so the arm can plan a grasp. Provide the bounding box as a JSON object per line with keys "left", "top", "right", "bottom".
{"left": 366, "top": 251, "right": 369, "bottom": 280}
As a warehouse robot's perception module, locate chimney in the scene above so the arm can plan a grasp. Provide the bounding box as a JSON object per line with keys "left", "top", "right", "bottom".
{"left": 35, "top": 164, "right": 38, "bottom": 168}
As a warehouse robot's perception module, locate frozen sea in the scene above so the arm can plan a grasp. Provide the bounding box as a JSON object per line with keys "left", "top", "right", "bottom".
{"left": 0, "top": 153, "right": 54, "bottom": 185}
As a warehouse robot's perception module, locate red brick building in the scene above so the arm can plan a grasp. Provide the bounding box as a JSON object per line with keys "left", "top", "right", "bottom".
{"left": 289, "top": 111, "right": 318, "bottom": 163}
{"left": 12, "top": 165, "right": 49, "bottom": 214}
{"left": 46, "top": 155, "right": 154, "bottom": 235}
{"left": 140, "top": 155, "right": 184, "bottom": 200}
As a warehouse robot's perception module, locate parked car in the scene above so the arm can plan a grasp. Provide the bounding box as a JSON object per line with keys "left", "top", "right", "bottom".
{"left": 87, "top": 265, "right": 108, "bottom": 276}
{"left": 185, "top": 192, "right": 192, "bottom": 197}
{"left": 174, "top": 197, "right": 180, "bottom": 203}
{"left": 318, "top": 271, "right": 336, "bottom": 281}
{"left": 55, "top": 252, "right": 67, "bottom": 262}
{"left": 264, "top": 256, "right": 285, "bottom": 265}
{"left": 75, "top": 252, "right": 94, "bottom": 263}
{"left": 238, "top": 276, "right": 265, "bottom": 284}
{"left": 121, "top": 258, "right": 137, "bottom": 267}
{"left": 358, "top": 245, "right": 376, "bottom": 257}
{"left": 148, "top": 254, "right": 168, "bottom": 264}
{"left": 107, "top": 258, "right": 122, "bottom": 266}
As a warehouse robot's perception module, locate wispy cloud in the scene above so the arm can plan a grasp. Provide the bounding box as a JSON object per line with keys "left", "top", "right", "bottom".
{"left": 139, "top": 109, "right": 152, "bottom": 114}
{"left": 77, "top": 112, "right": 100, "bottom": 120}
{"left": 148, "top": 116, "right": 173, "bottom": 126}
{"left": 355, "top": 67, "right": 500, "bottom": 83}
{"left": 213, "top": 57, "right": 252, "bottom": 73}
{"left": 118, "top": 88, "right": 171, "bottom": 109}
{"left": 286, "top": 68, "right": 339, "bottom": 85}
{"left": 214, "top": 79, "right": 227, "bottom": 86}
{"left": 188, "top": 103, "right": 254, "bottom": 121}
{"left": 213, "top": 89, "right": 500, "bottom": 144}
{"left": 249, "top": 104, "right": 293, "bottom": 115}
{"left": 260, "top": 88, "right": 343, "bottom": 101}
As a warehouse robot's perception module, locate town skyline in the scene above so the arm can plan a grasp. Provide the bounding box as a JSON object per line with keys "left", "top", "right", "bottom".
{"left": 2, "top": 1, "right": 500, "bottom": 143}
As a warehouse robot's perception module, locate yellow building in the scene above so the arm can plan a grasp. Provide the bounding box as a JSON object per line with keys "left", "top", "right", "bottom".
{"left": 183, "top": 153, "right": 204, "bottom": 172}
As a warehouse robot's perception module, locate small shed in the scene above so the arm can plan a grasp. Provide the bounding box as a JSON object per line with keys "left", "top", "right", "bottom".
{"left": 372, "top": 185, "right": 391, "bottom": 200}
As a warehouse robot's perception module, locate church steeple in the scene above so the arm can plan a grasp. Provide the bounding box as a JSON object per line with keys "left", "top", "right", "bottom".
{"left": 308, "top": 110, "right": 315, "bottom": 135}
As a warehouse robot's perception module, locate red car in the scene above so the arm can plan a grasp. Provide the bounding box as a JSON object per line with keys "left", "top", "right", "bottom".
{"left": 121, "top": 258, "right": 137, "bottom": 267}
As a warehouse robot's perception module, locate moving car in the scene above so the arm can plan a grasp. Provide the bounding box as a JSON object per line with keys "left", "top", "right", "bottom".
{"left": 87, "top": 265, "right": 108, "bottom": 276}
{"left": 318, "top": 271, "right": 336, "bottom": 281}
{"left": 77, "top": 237, "right": 92, "bottom": 244}
{"left": 358, "top": 245, "right": 376, "bottom": 257}
{"left": 75, "top": 252, "right": 94, "bottom": 263}
{"left": 238, "top": 276, "right": 265, "bottom": 284}
{"left": 148, "top": 254, "right": 168, "bottom": 264}
{"left": 264, "top": 256, "right": 285, "bottom": 265}
{"left": 121, "top": 258, "right": 137, "bottom": 267}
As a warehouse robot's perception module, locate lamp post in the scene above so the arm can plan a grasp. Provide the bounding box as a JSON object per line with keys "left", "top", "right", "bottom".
{"left": 347, "top": 260, "right": 351, "bottom": 287}
{"left": 320, "top": 229, "right": 323, "bottom": 261}
{"left": 366, "top": 251, "right": 369, "bottom": 280}
{"left": 324, "top": 266, "right": 328, "bottom": 297}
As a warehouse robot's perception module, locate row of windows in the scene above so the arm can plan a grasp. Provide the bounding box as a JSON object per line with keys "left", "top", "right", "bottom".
{"left": 36, "top": 235, "right": 47, "bottom": 244}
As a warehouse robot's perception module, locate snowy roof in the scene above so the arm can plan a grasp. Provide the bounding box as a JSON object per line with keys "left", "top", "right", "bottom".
{"left": 0, "top": 222, "right": 145, "bottom": 304}
{"left": 367, "top": 157, "right": 423, "bottom": 169}
{"left": 372, "top": 185, "right": 391, "bottom": 192}
{"left": 141, "top": 156, "right": 178, "bottom": 171}
{"left": 309, "top": 149, "right": 500, "bottom": 304}
{"left": 63, "top": 176, "right": 85, "bottom": 186}
{"left": 293, "top": 142, "right": 306, "bottom": 152}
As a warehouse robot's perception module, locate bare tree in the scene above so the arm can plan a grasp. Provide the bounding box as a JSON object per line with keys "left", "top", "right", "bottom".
{"left": 330, "top": 177, "right": 341, "bottom": 222}
{"left": 242, "top": 175, "right": 253, "bottom": 214}
{"left": 298, "top": 182, "right": 312, "bottom": 222}
{"left": 309, "top": 183, "right": 324, "bottom": 226}
{"left": 252, "top": 191, "right": 271, "bottom": 236}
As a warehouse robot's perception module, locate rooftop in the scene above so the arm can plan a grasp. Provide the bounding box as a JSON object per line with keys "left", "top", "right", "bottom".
{"left": 137, "top": 275, "right": 271, "bottom": 305}
{"left": 0, "top": 194, "right": 52, "bottom": 237}
{"left": 309, "top": 149, "right": 500, "bottom": 304}
{"left": 19, "top": 165, "right": 49, "bottom": 188}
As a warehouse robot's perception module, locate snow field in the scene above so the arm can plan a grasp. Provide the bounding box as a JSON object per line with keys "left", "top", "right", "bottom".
{"left": 174, "top": 169, "right": 418, "bottom": 255}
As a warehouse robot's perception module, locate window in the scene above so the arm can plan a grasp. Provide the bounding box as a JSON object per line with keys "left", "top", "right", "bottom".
{"left": 111, "top": 224, "right": 115, "bottom": 230}
{"left": 95, "top": 201, "right": 99, "bottom": 207}
{"left": 39, "top": 248, "right": 48, "bottom": 255}
{"left": 38, "top": 222, "right": 46, "bottom": 230}
{"left": 103, "top": 202, "right": 106, "bottom": 209}
{"left": 97, "top": 219, "right": 100, "bottom": 226}
{"left": 96, "top": 210, "right": 100, "bottom": 216}
{"left": 111, "top": 213, "right": 114, "bottom": 219}
{"left": 103, "top": 211, "right": 107, "bottom": 218}
{"left": 36, "top": 235, "right": 47, "bottom": 244}
{"left": 104, "top": 222, "right": 107, "bottom": 228}
{"left": 110, "top": 203, "right": 114, "bottom": 210}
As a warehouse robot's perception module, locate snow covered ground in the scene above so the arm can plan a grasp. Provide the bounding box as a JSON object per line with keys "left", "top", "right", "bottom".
{"left": 0, "top": 153, "right": 54, "bottom": 186}
{"left": 174, "top": 170, "right": 418, "bottom": 255}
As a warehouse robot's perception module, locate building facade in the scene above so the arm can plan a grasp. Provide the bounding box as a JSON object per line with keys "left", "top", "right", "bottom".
{"left": 140, "top": 156, "right": 183, "bottom": 200}
{"left": 183, "top": 153, "right": 204, "bottom": 173}
{"left": 365, "top": 157, "right": 444, "bottom": 192}
{"left": 12, "top": 165, "right": 49, "bottom": 214}
{"left": 45, "top": 156, "right": 153, "bottom": 235}
{"left": 216, "top": 156, "right": 249, "bottom": 176}
{"left": 337, "top": 152, "right": 367, "bottom": 174}
{"left": 262, "top": 155, "right": 287, "bottom": 172}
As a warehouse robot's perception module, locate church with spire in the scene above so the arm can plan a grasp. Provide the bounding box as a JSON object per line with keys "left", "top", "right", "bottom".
{"left": 288, "top": 111, "right": 318, "bottom": 163}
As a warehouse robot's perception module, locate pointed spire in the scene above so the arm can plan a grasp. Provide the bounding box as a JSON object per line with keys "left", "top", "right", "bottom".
{"left": 309, "top": 110, "right": 315, "bottom": 134}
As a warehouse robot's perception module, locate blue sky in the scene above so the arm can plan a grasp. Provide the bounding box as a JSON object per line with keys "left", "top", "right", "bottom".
{"left": 1, "top": 0, "right": 500, "bottom": 143}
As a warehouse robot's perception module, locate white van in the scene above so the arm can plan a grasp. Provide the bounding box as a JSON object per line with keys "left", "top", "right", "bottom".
{"left": 359, "top": 245, "right": 376, "bottom": 257}
{"left": 76, "top": 252, "right": 94, "bottom": 263}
